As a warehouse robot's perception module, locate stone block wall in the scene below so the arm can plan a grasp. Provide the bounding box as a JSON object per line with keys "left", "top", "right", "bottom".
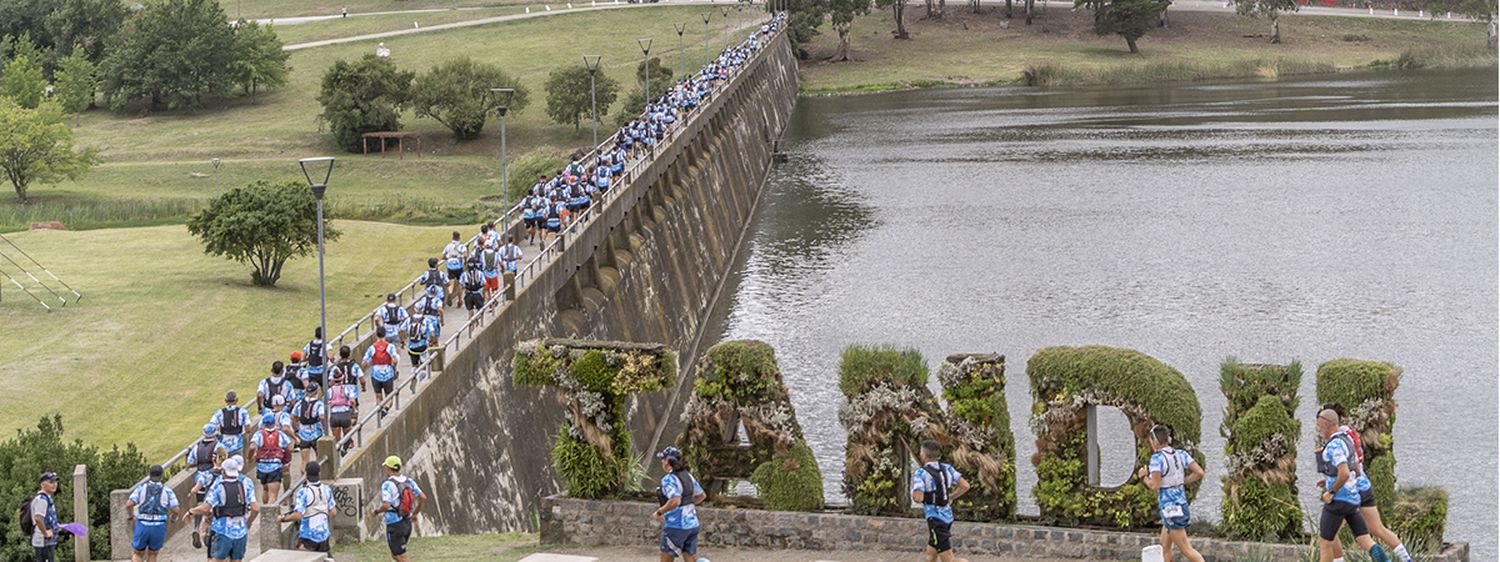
{"left": 539, "top": 496, "right": 1470, "bottom": 562}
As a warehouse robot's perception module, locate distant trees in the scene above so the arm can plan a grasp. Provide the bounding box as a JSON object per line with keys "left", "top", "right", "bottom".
{"left": 98, "top": 0, "right": 238, "bottom": 110}
{"left": 826, "top": 0, "right": 872, "bottom": 61}
{"left": 0, "top": 47, "right": 46, "bottom": 109}
{"left": 545, "top": 63, "right": 620, "bottom": 134}
{"left": 0, "top": 98, "right": 100, "bottom": 203}
{"left": 876, "top": 0, "right": 911, "bottom": 39}
{"left": 187, "top": 180, "right": 341, "bottom": 287}
{"left": 1232, "top": 0, "right": 1298, "bottom": 43}
{"left": 44, "top": 0, "right": 129, "bottom": 64}
{"left": 1076, "top": 0, "right": 1167, "bottom": 53}
{"left": 412, "top": 57, "right": 529, "bottom": 141}
{"left": 317, "top": 55, "right": 415, "bottom": 152}
{"left": 230, "top": 21, "right": 291, "bottom": 103}
{"left": 53, "top": 47, "right": 96, "bottom": 122}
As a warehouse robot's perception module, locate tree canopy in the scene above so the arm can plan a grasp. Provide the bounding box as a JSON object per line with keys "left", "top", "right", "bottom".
{"left": 0, "top": 50, "right": 46, "bottom": 108}
{"left": 1076, "top": 0, "right": 1167, "bottom": 53}
{"left": 230, "top": 20, "right": 291, "bottom": 103}
{"left": 545, "top": 63, "right": 620, "bottom": 135}
{"left": 186, "top": 180, "right": 342, "bottom": 287}
{"left": 411, "top": 57, "right": 530, "bottom": 141}
{"left": 316, "top": 54, "right": 415, "bottom": 152}
{"left": 0, "top": 98, "right": 100, "bottom": 203}
{"left": 97, "top": 0, "right": 240, "bottom": 111}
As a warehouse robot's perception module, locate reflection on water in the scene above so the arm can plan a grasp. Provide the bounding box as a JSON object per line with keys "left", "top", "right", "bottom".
{"left": 714, "top": 68, "right": 1498, "bottom": 558}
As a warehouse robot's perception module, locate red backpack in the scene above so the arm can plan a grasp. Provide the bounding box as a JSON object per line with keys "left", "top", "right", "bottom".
{"left": 255, "top": 428, "right": 287, "bottom": 462}
{"left": 388, "top": 478, "right": 417, "bottom": 518}
{"left": 371, "top": 340, "right": 394, "bottom": 366}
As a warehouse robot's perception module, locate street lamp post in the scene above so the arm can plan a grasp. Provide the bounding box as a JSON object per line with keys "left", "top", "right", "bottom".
{"left": 701, "top": 12, "right": 712, "bottom": 65}
{"left": 637, "top": 38, "right": 653, "bottom": 112}
{"left": 489, "top": 88, "right": 516, "bottom": 222}
{"left": 673, "top": 23, "right": 687, "bottom": 78}
{"left": 583, "top": 55, "right": 602, "bottom": 148}
{"left": 297, "top": 156, "right": 334, "bottom": 449}
{"left": 721, "top": 7, "right": 730, "bottom": 49}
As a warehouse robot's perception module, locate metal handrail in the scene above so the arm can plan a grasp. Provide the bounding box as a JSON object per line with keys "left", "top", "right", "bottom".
{"left": 331, "top": 16, "right": 782, "bottom": 457}
{"left": 159, "top": 13, "right": 785, "bottom": 474}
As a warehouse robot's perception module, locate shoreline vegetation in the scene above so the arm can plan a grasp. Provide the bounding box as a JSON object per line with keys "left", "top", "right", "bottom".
{"left": 793, "top": 7, "right": 1496, "bottom": 94}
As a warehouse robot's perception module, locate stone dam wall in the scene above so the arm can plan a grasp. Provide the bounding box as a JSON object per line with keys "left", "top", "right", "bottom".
{"left": 331, "top": 28, "right": 799, "bottom": 536}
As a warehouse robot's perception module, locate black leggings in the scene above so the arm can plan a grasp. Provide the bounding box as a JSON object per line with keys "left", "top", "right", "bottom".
{"left": 1319, "top": 501, "right": 1369, "bottom": 541}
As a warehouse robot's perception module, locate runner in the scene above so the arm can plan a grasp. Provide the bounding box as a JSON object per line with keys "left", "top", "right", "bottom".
{"left": 374, "top": 293, "right": 408, "bottom": 345}
{"left": 405, "top": 312, "right": 434, "bottom": 380}
{"left": 286, "top": 352, "right": 307, "bottom": 401}
{"left": 1137, "top": 425, "right": 1205, "bottom": 562}
{"left": 210, "top": 391, "right": 251, "bottom": 457}
{"left": 478, "top": 234, "right": 501, "bottom": 303}
{"left": 268, "top": 395, "right": 294, "bottom": 434}
{"left": 371, "top": 456, "right": 426, "bottom": 562}
{"left": 652, "top": 447, "right": 707, "bottom": 562}
{"left": 246, "top": 414, "right": 293, "bottom": 504}
{"left": 186, "top": 457, "right": 259, "bottom": 562}
{"left": 1315, "top": 408, "right": 1392, "bottom": 562}
{"left": 521, "top": 194, "right": 539, "bottom": 244}
{"left": 500, "top": 236, "right": 523, "bottom": 292}
{"left": 544, "top": 196, "right": 562, "bottom": 244}
{"left": 280, "top": 461, "right": 336, "bottom": 553}
{"left": 442, "top": 231, "right": 468, "bottom": 306}
{"left": 414, "top": 284, "right": 445, "bottom": 341}
{"left": 418, "top": 257, "right": 447, "bottom": 305}
{"left": 126, "top": 464, "right": 180, "bottom": 562}
{"left": 365, "top": 327, "right": 401, "bottom": 418}
{"left": 303, "top": 327, "right": 332, "bottom": 388}
{"left": 459, "top": 257, "right": 487, "bottom": 319}
{"left": 327, "top": 356, "right": 361, "bottom": 453}
{"left": 185, "top": 424, "right": 226, "bottom": 549}
{"left": 292, "top": 384, "right": 327, "bottom": 473}
{"left": 256, "top": 362, "right": 295, "bottom": 415}
{"left": 1322, "top": 403, "right": 1415, "bottom": 562}
{"left": 911, "top": 440, "right": 971, "bottom": 562}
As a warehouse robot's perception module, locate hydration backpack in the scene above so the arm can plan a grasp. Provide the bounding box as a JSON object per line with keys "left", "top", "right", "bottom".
{"left": 421, "top": 297, "right": 441, "bottom": 316}
{"left": 219, "top": 407, "right": 243, "bottom": 437}
{"left": 329, "top": 385, "right": 351, "bottom": 409}
{"left": 212, "top": 479, "right": 247, "bottom": 518}
{"left": 371, "top": 340, "right": 394, "bottom": 366}
{"left": 481, "top": 248, "right": 498, "bottom": 271}
{"left": 139, "top": 483, "right": 168, "bottom": 517}
{"left": 655, "top": 470, "right": 697, "bottom": 507}
{"left": 387, "top": 478, "right": 418, "bottom": 519}
{"left": 254, "top": 428, "right": 285, "bottom": 462}
{"left": 920, "top": 465, "right": 952, "bottom": 508}
{"left": 422, "top": 269, "right": 444, "bottom": 288}
{"left": 297, "top": 400, "right": 320, "bottom": 426}
{"left": 382, "top": 304, "right": 403, "bottom": 325}
{"left": 193, "top": 439, "right": 218, "bottom": 471}
{"left": 261, "top": 377, "right": 288, "bottom": 409}
{"left": 306, "top": 340, "right": 326, "bottom": 367}
{"left": 18, "top": 493, "right": 52, "bottom": 537}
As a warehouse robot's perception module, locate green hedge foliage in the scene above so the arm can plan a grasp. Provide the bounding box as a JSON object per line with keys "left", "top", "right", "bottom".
{"left": 1388, "top": 487, "right": 1448, "bottom": 553}
{"left": 838, "top": 344, "right": 937, "bottom": 516}
{"left": 1219, "top": 360, "right": 1302, "bottom": 541}
{"left": 1315, "top": 359, "right": 1401, "bottom": 514}
{"left": 937, "top": 353, "right": 1017, "bottom": 522}
{"left": 1028, "top": 345, "right": 1204, "bottom": 528}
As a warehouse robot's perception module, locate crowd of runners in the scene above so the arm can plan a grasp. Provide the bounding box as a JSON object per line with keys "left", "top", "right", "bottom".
{"left": 72, "top": 16, "right": 787, "bottom": 562}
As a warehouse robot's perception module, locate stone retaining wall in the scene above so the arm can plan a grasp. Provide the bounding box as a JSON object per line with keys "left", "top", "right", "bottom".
{"left": 539, "top": 496, "right": 1470, "bottom": 562}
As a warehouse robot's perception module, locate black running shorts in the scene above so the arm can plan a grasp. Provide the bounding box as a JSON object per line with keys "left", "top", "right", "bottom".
{"left": 386, "top": 519, "right": 412, "bottom": 556}
{"left": 1319, "top": 501, "right": 1368, "bottom": 541}
{"left": 926, "top": 518, "right": 952, "bottom": 553}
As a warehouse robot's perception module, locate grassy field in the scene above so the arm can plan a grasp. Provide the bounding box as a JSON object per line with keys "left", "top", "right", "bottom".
{"left": 334, "top": 532, "right": 551, "bottom": 560}
{"left": 795, "top": 6, "right": 1495, "bottom": 93}
{"left": 222, "top": 0, "right": 541, "bottom": 20}
{"left": 271, "top": 6, "right": 521, "bottom": 45}
{"left": 4, "top": 5, "right": 765, "bottom": 231}
{"left": 0, "top": 221, "right": 477, "bottom": 458}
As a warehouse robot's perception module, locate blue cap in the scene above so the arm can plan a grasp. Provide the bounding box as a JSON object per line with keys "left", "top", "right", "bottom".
{"left": 656, "top": 447, "right": 682, "bottom": 460}
{"left": 203, "top": 423, "right": 217, "bottom": 436}
{"left": 261, "top": 414, "right": 276, "bottom": 426}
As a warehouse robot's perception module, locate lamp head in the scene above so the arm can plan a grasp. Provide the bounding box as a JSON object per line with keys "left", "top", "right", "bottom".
{"left": 489, "top": 87, "right": 516, "bottom": 116}
{"left": 637, "top": 38, "right": 652, "bottom": 55}
{"left": 583, "top": 54, "right": 602, "bottom": 73}
{"left": 298, "top": 156, "right": 335, "bottom": 198}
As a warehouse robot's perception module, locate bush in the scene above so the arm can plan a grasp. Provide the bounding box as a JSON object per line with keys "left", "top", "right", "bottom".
{"left": 316, "top": 55, "right": 415, "bottom": 153}
{"left": 551, "top": 427, "right": 630, "bottom": 499}
{"left": 1387, "top": 487, "right": 1447, "bottom": 553}
{"left": 1027, "top": 345, "right": 1203, "bottom": 528}
{"left": 838, "top": 344, "right": 937, "bottom": 516}
{"left": 749, "top": 442, "right": 823, "bottom": 512}
{"left": 937, "top": 353, "right": 1016, "bottom": 521}
{"left": 506, "top": 149, "right": 568, "bottom": 204}
{"left": 1316, "top": 359, "right": 1401, "bottom": 513}
{"left": 185, "top": 180, "right": 341, "bottom": 287}
{"left": 0, "top": 416, "right": 150, "bottom": 562}
{"left": 412, "top": 57, "right": 529, "bottom": 141}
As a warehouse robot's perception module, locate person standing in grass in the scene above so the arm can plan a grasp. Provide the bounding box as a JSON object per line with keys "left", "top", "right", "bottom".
{"left": 29, "top": 472, "right": 60, "bottom": 562}
{"left": 1138, "top": 425, "right": 1205, "bottom": 562}
{"left": 211, "top": 391, "right": 251, "bottom": 457}
{"left": 281, "top": 461, "right": 336, "bottom": 553}
{"left": 126, "top": 465, "right": 180, "bottom": 562}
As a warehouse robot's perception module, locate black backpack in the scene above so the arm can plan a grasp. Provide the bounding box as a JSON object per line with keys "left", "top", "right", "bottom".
{"left": 306, "top": 340, "right": 326, "bottom": 367}
{"left": 18, "top": 493, "right": 50, "bottom": 537}
{"left": 219, "top": 407, "right": 243, "bottom": 437}
{"left": 212, "top": 479, "right": 247, "bottom": 518}
{"left": 382, "top": 304, "right": 403, "bottom": 325}
{"left": 261, "top": 378, "right": 288, "bottom": 410}
{"left": 920, "top": 464, "right": 952, "bottom": 507}
{"left": 655, "top": 470, "right": 697, "bottom": 507}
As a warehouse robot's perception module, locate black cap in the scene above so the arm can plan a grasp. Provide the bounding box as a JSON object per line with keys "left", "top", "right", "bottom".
{"left": 148, "top": 464, "right": 164, "bottom": 482}
{"left": 387, "top": 293, "right": 397, "bottom": 302}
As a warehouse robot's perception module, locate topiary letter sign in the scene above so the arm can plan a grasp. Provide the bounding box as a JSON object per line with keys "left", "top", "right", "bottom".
{"left": 838, "top": 344, "right": 942, "bottom": 517}
{"left": 1028, "top": 345, "right": 1204, "bottom": 528}
{"left": 1219, "top": 359, "right": 1302, "bottom": 540}
{"left": 514, "top": 338, "right": 677, "bottom": 499}
{"left": 679, "top": 340, "right": 823, "bottom": 511}
{"left": 935, "top": 353, "right": 1017, "bottom": 522}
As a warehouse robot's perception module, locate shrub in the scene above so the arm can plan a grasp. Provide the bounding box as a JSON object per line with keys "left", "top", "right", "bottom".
{"left": 1387, "top": 487, "right": 1447, "bottom": 554}
{"left": 185, "top": 180, "right": 341, "bottom": 287}
{"left": 1316, "top": 359, "right": 1400, "bottom": 513}
{"left": 749, "top": 442, "right": 823, "bottom": 512}
{"left": 545, "top": 63, "right": 620, "bottom": 135}
{"left": 837, "top": 344, "right": 927, "bottom": 398}
{"left": 838, "top": 344, "right": 936, "bottom": 516}
{"left": 97, "top": 0, "right": 238, "bottom": 111}
{"left": 316, "top": 55, "right": 415, "bottom": 153}
{"left": 1027, "top": 345, "right": 1203, "bottom": 528}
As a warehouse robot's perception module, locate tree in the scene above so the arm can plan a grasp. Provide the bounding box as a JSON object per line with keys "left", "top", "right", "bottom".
{"left": 411, "top": 57, "right": 529, "bottom": 141}
{"left": 1233, "top": 0, "right": 1298, "bottom": 43}
{"left": 53, "top": 46, "right": 96, "bottom": 123}
{"left": 0, "top": 415, "right": 150, "bottom": 562}
{"left": 316, "top": 54, "right": 415, "bottom": 152}
{"left": 876, "top": 0, "right": 911, "bottom": 39}
{"left": 0, "top": 2, "right": 54, "bottom": 56}
{"left": 825, "top": 0, "right": 871, "bottom": 62}
{"left": 545, "top": 63, "right": 620, "bottom": 135}
{"left": 186, "top": 180, "right": 342, "bottom": 287}
{"left": 784, "top": 0, "right": 828, "bottom": 59}
{"left": 0, "top": 99, "right": 99, "bottom": 203}
{"left": 230, "top": 21, "right": 290, "bottom": 103}
{"left": 97, "top": 0, "right": 238, "bottom": 111}
{"left": 1, "top": 52, "right": 46, "bottom": 108}
{"left": 1075, "top": 0, "right": 1166, "bottom": 53}
{"left": 1432, "top": 0, "right": 1498, "bottom": 47}
{"left": 45, "top": 0, "right": 128, "bottom": 63}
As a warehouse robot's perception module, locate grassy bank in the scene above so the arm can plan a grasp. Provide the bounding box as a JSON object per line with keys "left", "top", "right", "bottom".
{"left": 271, "top": 6, "right": 521, "bottom": 46}
{"left": 795, "top": 7, "right": 1495, "bottom": 93}
{"left": 0, "top": 221, "right": 475, "bottom": 457}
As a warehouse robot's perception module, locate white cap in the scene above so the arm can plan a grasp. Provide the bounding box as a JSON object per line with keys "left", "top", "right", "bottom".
{"left": 223, "top": 456, "right": 243, "bottom": 477}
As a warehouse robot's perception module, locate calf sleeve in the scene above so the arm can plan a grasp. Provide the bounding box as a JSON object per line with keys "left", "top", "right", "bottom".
{"left": 1370, "top": 545, "right": 1392, "bottom": 562}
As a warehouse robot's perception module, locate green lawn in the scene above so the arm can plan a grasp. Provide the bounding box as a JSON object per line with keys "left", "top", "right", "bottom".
{"left": 14, "top": 5, "right": 766, "bottom": 231}
{"left": 272, "top": 7, "right": 522, "bottom": 46}
{"left": 335, "top": 532, "right": 551, "bottom": 561}
{"left": 0, "top": 221, "right": 476, "bottom": 458}
{"left": 222, "top": 0, "right": 537, "bottom": 20}
{"left": 795, "top": 6, "right": 1493, "bottom": 92}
